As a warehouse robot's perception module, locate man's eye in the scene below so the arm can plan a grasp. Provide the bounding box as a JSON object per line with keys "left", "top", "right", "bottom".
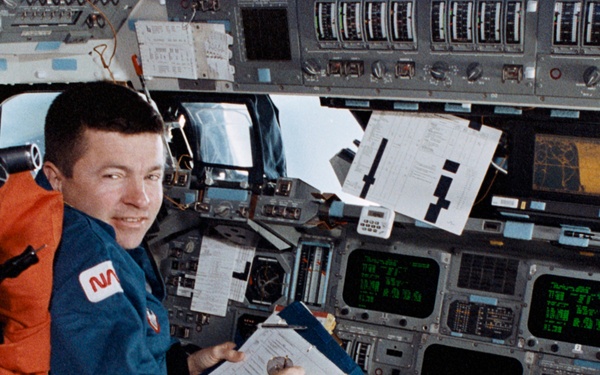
{"left": 147, "top": 174, "right": 162, "bottom": 181}
{"left": 103, "top": 174, "right": 120, "bottom": 179}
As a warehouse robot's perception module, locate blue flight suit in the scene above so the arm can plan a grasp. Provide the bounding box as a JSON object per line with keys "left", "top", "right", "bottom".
{"left": 37, "top": 174, "right": 175, "bottom": 374}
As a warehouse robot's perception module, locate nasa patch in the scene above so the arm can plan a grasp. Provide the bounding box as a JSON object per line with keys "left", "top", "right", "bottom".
{"left": 78, "top": 261, "right": 123, "bottom": 303}
{"left": 146, "top": 308, "right": 161, "bottom": 333}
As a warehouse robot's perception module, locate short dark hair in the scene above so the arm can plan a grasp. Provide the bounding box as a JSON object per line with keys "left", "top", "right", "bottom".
{"left": 44, "top": 81, "right": 164, "bottom": 177}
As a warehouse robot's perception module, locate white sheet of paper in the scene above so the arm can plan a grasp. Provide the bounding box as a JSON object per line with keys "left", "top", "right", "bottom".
{"left": 135, "top": 21, "right": 198, "bottom": 80}
{"left": 196, "top": 25, "right": 235, "bottom": 81}
{"left": 190, "top": 236, "right": 255, "bottom": 315}
{"left": 229, "top": 244, "right": 255, "bottom": 303}
{"left": 342, "top": 112, "right": 502, "bottom": 235}
{"left": 211, "top": 315, "right": 345, "bottom": 375}
{"left": 190, "top": 236, "right": 236, "bottom": 317}
{"left": 135, "top": 21, "right": 234, "bottom": 81}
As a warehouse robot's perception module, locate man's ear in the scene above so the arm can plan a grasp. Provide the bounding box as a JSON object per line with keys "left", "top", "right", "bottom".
{"left": 42, "top": 162, "right": 64, "bottom": 192}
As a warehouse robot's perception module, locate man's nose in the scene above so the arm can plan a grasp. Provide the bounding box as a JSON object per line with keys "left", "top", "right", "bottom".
{"left": 123, "top": 178, "right": 150, "bottom": 208}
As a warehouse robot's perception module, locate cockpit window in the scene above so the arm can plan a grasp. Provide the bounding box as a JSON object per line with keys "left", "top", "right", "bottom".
{"left": 272, "top": 95, "right": 366, "bottom": 205}
{"left": 0, "top": 91, "right": 366, "bottom": 204}
{"left": 180, "top": 102, "right": 253, "bottom": 184}
{"left": 0, "top": 93, "right": 58, "bottom": 156}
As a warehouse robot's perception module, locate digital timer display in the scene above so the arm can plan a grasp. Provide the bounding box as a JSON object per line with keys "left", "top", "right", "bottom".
{"left": 343, "top": 249, "right": 440, "bottom": 318}
{"left": 528, "top": 274, "right": 600, "bottom": 347}
{"left": 368, "top": 210, "right": 385, "bottom": 218}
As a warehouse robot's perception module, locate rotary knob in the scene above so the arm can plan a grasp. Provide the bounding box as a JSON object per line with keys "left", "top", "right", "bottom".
{"left": 371, "top": 61, "right": 386, "bottom": 79}
{"left": 302, "top": 59, "right": 321, "bottom": 76}
{"left": 430, "top": 61, "right": 449, "bottom": 81}
{"left": 214, "top": 202, "right": 232, "bottom": 217}
{"left": 466, "top": 62, "right": 483, "bottom": 82}
{"left": 583, "top": 66, "right": 600, "bottom": 87}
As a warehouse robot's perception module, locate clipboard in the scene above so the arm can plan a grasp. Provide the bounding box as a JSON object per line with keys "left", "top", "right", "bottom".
{"left": 211, "top": 302, "right": 362, "bottom": 375}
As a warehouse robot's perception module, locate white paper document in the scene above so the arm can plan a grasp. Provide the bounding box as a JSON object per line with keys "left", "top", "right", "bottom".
{"left": 229, "top": 244, "right": 255, "bottom": 303}
{"left": 211, "top": 315, "right": 345, "bottom": 375}
{"left": 190, "top": 236, "right": 255, "bottom": 316}
{"left": 342, "top": 112, "right": 502, "bottom": 235}
{"left": 135, "top": 21, "right": 234, "bottom": 81}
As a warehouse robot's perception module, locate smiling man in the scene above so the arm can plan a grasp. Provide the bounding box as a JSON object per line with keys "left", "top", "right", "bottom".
{"left": 37, "top": 81, "right": 250, "bottom": 375}
{"left": 45, "top": 130, "right": 164, "bottom": 249}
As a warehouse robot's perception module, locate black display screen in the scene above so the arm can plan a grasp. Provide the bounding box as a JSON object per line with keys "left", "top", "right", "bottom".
{"left": 528, "top": 274, "right": 600, "bottom": 347}
{"left": 421, "top": 344, "right": 523, "bottom": 375}
{"left": 241, "top": 8, "right": 292, "bottom": 61}
{"left": 343, "top": 249, "right": 439, "bottom": 318}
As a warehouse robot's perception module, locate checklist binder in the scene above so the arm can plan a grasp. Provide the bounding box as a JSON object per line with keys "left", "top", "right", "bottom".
{"left": 278, "top": 302, "right": 362, "bottom": 375}
{"left": 211, "top": 301, "right": 361, "bottom": 375}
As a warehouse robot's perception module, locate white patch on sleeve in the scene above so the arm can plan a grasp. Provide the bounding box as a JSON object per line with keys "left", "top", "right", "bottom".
{"left": 79, "top": 260, "right": 124, "bottom": 303}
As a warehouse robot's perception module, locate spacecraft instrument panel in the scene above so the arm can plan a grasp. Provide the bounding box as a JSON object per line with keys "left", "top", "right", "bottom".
{"left": 147, "top": 90, "right": 600, "bottom": 374}
{"left": 149, "top": 173, "right": 600, "bottom": 375}
{"left": 4, "top": 1, "right": 600, "bottom": 108}
{"left": 161, "top": 0, "right": 600, "bottom": 110}
{"left": 2, "top": 0, "right": 600, "bottom": 374}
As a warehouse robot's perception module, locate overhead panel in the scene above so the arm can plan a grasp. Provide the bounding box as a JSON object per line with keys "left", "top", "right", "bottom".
{"left": 0, "top": 0, "right": 139, "bottom": 44}
{"left": 161, "top": 0, "right": 600, "bottom": 110}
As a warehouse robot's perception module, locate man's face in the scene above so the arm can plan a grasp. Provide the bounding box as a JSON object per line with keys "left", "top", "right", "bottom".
{"left": 52, "top": 129, "right": 164, "bottom": 249}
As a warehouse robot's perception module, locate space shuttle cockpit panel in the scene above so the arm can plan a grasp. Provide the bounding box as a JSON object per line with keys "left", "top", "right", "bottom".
{"left": 331, "top": 238, "right": 451, "bottom": 333}
{"left": 520, "top": 265, "right": 600, "bottom": 363}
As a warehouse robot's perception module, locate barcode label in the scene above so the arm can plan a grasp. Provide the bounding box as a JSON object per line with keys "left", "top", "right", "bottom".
{"left": 491, "top": 196, "right": 519, "bottom": 208}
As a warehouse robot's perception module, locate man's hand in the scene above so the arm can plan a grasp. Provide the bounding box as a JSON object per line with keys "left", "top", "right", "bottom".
{"left": 187, "top": 341, "right": 306, "bottom": 375}
{"left": 187, "top": 341, "right": 244, "bottom": 375}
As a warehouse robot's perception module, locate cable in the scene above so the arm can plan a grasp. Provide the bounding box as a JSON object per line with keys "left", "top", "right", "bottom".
{"left": 164, "top": 195, "right": 189, "bottom": 211}
{"left": 86, "top": 0, "right": 118, "bottom": 81}
{"left": 178, "top": 154, "right": 193, "bottom": 170}
{"left": 474, "top": 157, "right": 507, "bottom": 206}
